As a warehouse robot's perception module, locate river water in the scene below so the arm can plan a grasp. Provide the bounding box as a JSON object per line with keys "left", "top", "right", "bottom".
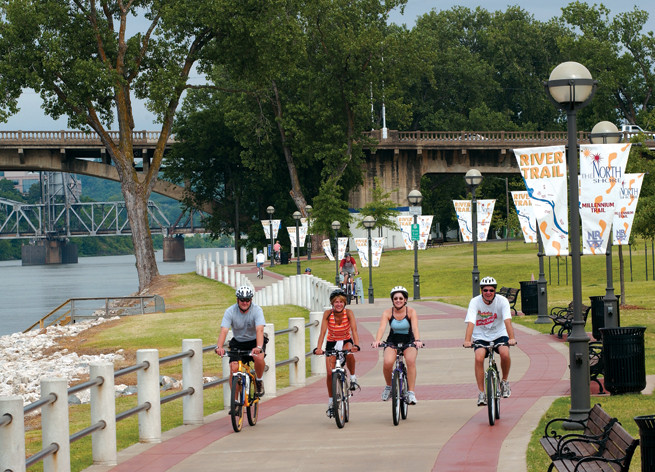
{"left": 0, "top": 247, "right": 233, "bottom": 336}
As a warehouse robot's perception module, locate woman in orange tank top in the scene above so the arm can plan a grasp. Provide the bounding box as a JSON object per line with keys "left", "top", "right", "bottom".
{"left": 314, "top": 288, "right": 360, "bottom": 415}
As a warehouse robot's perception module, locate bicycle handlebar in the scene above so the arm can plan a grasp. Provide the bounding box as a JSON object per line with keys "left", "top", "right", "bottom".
{"left": 222, "top": 349, "right": 258, "bottom": 358}
{"left": 376, "top": 341, "right": 419, "bottom": 351}
{"left": 312, "top": 347, "right": 359, "bottom": 356}
{"left": 464, "top": 341, "right": 515, "bottom": 349}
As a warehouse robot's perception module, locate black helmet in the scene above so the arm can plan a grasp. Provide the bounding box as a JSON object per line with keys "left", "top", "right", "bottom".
{"left": 330, "top": 288, "right": 347, "bottom": 302}
{"left": 305, "top": 267, "right": 312, "bottom": 273}
{"left": 344, "top": 251, "right": 350, "bottom": 258}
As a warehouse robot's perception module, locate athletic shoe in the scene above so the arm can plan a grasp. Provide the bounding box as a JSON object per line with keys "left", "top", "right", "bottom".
{"left": 406, "top": 391, "right": 417, "bottom": 405}
{"left": 326, "top": 398, "right": 334, "bottom": 418}
{"left": 477, "top": 391, "right": 487, "bottom": 406}
{"left": 381, "top": 385, "right": 392, "bottom": 401}
{"left": 256, "top": 380, "right": 265, "bottom": 397}
{"left": 349, "top": 378, "right": 360, "bottom": 391}
{"left": 501, "top": 380, "right": 511, "bottom": 398}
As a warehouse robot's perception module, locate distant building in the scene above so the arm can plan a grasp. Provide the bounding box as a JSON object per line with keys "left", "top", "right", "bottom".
{"left": 2, "top": 171, "right": 40, "bottom": 194}
{"left": 0, "top": 171, "right": 81, "bottom": 200}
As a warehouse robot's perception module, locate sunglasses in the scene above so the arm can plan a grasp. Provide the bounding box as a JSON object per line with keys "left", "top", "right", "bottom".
{"left": 393, "top": 296, "right": 406, "bottom": 301}
{"left": 238, "top": 298, "right": 253, "bottom": 302}
{"left": 482, "top": 289, "right": 495, "bottom": 293}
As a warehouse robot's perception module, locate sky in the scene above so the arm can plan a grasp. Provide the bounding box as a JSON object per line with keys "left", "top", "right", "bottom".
{"left": 0, "top": 0, "right": 652, "bottom": 132}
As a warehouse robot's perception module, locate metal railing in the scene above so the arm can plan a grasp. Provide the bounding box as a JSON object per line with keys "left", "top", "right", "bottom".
{"left": 23, "top": 295, "right": 165, "bottom": 333}
{"left": 1, "top": 316, "right": 325, "bottom": 472}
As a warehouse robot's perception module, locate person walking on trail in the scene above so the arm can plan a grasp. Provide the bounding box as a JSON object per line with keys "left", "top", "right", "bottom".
{"left": 215, "top": 286, "right": 267, "bottom": 396}
{"left": 463, "top": 276, "right": 516, "bottom": 406}
{"left": 314, "top": 288, "right": 361, "bottom": 416}
{"left": 273, "top": 240, "right": 281, "bottom": 262}
{"left": 372, "top": 286, "right": 424, "bottom": 405}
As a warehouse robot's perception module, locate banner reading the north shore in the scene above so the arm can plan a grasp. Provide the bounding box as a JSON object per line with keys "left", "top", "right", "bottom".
{"left": 613, "top": 173, "right": 644, "bottom": 245}
{"left": 322, "top": 239, "right": 334, "bottom": 261}
{"left": 511, "top": 191, "right": 538, "bottom": 243}
{"left": 286, "top": 225, "right": 307, "bottom": 248}
{"left": 397, "top": 215, "right": 433, "bottom": 250}
{"left": 453, "top": 200, "right": 495, "bottom": 242}
{"left": 579, "top": 143, "right": 631, "bottom": 255}
{"left": 354, "top": 237, "right": 385, "bottom": 267}
{"left": 514, "top": 146, "right": 568, "bottom": 256}
{"left": 261, "top": 219, "right": 281, "bottom": 240}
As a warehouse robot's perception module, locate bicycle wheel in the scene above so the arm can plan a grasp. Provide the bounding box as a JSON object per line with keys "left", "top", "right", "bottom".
{"left": 494, "top": 371, "right": 501, "bottom": 420}
{"left": 486, "top": 369, "right": 496, "bottom": 426}
{"left": 247, "top": 375, "right": 259, "bottom": 426}
{"left": 346, "top": 282, "right": 352, "bottom": 304}
{"left": 400, "top": 370, "right": 409, "bottom": 420}
{"left": 391, "top": 370, "right": 401, "bottom": 426}
{"left": 344, "top": 377, "right": 350, "bottom": 423}
{"left": 230, "top": 375, "right": 244, "bottom": 432}
{"left": 332, "top": 371, "right": 346, "bottom": 428}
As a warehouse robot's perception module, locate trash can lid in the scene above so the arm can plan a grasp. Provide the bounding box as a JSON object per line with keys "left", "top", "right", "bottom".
{"left": 635, "top": 415, "right": 655, "bottom": 429}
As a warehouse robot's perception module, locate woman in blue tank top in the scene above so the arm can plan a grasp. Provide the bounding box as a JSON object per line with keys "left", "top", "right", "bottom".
{"left": 372, "top": 286, "right": 423, "bottom": 405}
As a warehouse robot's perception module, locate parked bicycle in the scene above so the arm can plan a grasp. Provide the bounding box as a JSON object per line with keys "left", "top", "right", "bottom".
{"left": 223, "top": 349, "right": 260, "bottom": 432}
{"left": 466, "top": 341, "right": 511, "bottom": 426}
{"left": 379, "top": 342, "right": 415, "bottom": 425}
{"left": 314, "top": 348, "right": 357, "bottom": 428}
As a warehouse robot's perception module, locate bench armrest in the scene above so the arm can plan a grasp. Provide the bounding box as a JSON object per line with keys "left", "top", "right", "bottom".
{"left": 543, "top": 416, "right": 586, "bottom": 438}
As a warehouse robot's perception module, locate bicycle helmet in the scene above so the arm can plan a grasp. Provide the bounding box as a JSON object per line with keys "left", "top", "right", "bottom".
{"left": 389, "top": 286, "right": 409, "bottom": 300}
{"left": 330, "top": 288, "right": 347, "bottom": 303}
{"left": 305, "top": 267, "right": 312, "bottom": 273}
{"left": 344, "top": 252, "right": 350, "bottom": 258}
{"left": 480, "top": 276, "right": 497, "bottom": 288}
{"left": 235, "top": 285, "right": 254, "bottom": 300}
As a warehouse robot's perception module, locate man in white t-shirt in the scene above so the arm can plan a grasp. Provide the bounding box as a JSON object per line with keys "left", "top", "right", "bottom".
{"left": 463, "top": 276, "right": 516, "bottom": 406}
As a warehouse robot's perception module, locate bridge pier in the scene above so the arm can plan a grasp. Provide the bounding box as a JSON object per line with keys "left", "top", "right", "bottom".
{"left": 163, "top": 235, "right": 185, "bottom": 262}
{"left": 21, "top": 239, "right": 78, "bottom": 265}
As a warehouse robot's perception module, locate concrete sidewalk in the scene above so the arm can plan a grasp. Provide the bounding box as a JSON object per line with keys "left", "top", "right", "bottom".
{"left": 84, "top": 267, "right": 580, "bottom": 472}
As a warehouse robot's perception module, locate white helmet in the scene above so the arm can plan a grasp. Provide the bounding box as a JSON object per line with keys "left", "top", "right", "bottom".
{"left": 480, "top": 276, "right": 497, "bottom": 288}
{"left": 390, "top": 286, "right": 409, "bottom": 300}
{"left": 236, "top": 286, "right": 254, "bottom": 300}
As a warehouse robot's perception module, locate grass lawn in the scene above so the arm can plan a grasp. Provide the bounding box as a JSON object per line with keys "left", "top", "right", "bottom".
{"left": 23, "top": 238, "right": 655, "bottom": 471}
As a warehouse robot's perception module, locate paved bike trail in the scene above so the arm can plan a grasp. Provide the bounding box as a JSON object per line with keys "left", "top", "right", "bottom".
{"left": 84, "top": 267, "right": 575, "bottom": 472}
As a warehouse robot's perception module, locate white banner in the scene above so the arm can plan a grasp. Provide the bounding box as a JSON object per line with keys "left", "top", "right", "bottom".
{"left": 286, "top": 225, "right": 307, "bottom": 248}
{"left": 322, "top": 239, "right": 335, "bottom": 261}
{"left": 397, "top": 215, "right": 433, "bottom": 250}
{"left": 261, "top": 219, "right": 282, "bottom": 240}
{"left": 337, "top": 237, "right": 349, "bottom": 260}
{"left": 453, "top": 200, "right": 494, "bottom": 242}
{"left": 354, "top": 237, "right": 385, "bottom": 267}
{"left": 613, "top": 173, "right": 644, "bottom": 245}
{"left": 511, "top": 191, "right": 538, "bottom": 243}
{"left": 579, "top": 143, "right": 631, "bottom": 255}
{"left": 514, "top": 146, "right": 568, "bottom": 256}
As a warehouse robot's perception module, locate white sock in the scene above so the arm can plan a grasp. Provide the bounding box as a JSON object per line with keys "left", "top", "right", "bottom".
{"left": 350, "top": 374, "right": 357, "bottom": 382}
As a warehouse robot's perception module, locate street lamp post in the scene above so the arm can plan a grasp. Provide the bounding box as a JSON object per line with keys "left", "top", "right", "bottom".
{"left": 363, "top": 215, "right": 376, "bottom": 304}
{"left": 332, "top": 221, "right": 341, "bottom": 286}
{"left": 407, "top": 189, "right": 423, "bottom": 300}
{"left": 590, "top": 121, "right": 622, "bottom": 330}
{"left": 536, "top": 231, "right": 550, "bottom": 323}
{"left": 266, "top": 206, "right": 275, "bottom": 267}
{"left": 293, "top": 211, "right": 301, "bottom": 275}
{"left": 305, "top": 205, "right": 313, "bottom": 261}
{"left": 465, "top": 169, "right": 483, "bottom": 298}
{"left": 546, "top": 61, "right": 597, "bottom": 426}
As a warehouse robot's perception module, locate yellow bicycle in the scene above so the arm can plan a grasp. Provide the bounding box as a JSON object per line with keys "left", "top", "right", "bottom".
{"left": 225, "top": 349, "right": 260, "bottom": 432}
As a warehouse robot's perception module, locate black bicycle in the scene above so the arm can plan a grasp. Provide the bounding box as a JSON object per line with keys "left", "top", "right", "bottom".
{"left": 379, "top": 342, "right": 415, "bottom": 425}
{"left": 340, "top": 273, "right": 357, "bottom": 304}
{"left": 314, "top": 348, "right": 355, "bottom": 428}
{"left": 467, "top": 341, "right": 510, "bottom": 426}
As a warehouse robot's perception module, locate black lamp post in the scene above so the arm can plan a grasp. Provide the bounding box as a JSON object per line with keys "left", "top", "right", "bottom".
{"left": 536, "top": 231, "right": 550, "bottom": 324}
{"left": 407, "top": 189, "right": 423, "bottom": 300}
{"left": 293, "top": 211, "right": 301, "bottom": 275}
{"left": 363, "top": 215, "right": 376, "bottom": 304}
{"left": 266, "top": 205, "right": 275, "bottom": 267}
{"left": 332, "top": 220, "right": 341, "bottom": 286}
{"left": 465, "top": 169, "right": 483, "bottom": 298}
{"left": 305, "top": 204, "right": 312, "bottom": 261}
{"left": 590, "top": 121, "right": 622, "bottom": 330}
{"left": 546, "top": 61, "right": 597, "bottom": 426}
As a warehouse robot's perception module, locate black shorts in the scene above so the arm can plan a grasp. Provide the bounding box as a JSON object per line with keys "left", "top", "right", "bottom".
{"left": 228, "top": 336, "right": 268, "bottom": 364}
{"left": 473, "top": 336, "right": 509, "bottom": 357}
{"left": 385, "top": 333, "right": 414, "bottom": 347}
{"left": 326, "top": 339, "right": 354, "bottom": 351}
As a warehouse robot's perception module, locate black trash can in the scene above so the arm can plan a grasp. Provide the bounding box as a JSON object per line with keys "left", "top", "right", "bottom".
{"left": 589, "top": 295, "right": 621, "bottom": 340}
{"left": 519, "top": 280, "right": 538, "bottom": 315}
{"left": 635, "top": 415, "right": 655, "bottom": 472}
{"left": 280, "top": 251, "right": 289, "bottom": 264}
{"left": 600, "top": 326, "right": 646, "bottom": 394}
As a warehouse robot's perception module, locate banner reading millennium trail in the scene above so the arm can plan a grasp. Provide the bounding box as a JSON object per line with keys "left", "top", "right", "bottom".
{"left": 511, "top": 191, "right": 538, "bottom": 243}
{"left": 514, "top": 146, "right": 568, "bottom": 256}
{"left": 453, "top": 200, "right": 495, "bottom": 242}
{"left": 579, "top": 143, "right": 631, "bottom": 255}
{"left": 613, "top": 173, "right": 644, "bottom": 246}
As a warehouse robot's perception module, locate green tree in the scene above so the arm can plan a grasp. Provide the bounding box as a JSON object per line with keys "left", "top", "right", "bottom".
{"left": 310, "top": 179, "right": 352, "bottom": 239}
{"left": 0, "top": 1, "right": 219, "bottom": 290}
{"left": 357, "top": 177, "right": 400, "bottom": 234}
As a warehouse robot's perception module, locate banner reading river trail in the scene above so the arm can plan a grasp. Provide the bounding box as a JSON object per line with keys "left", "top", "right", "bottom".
{"left": 453, "top": 200, "right": 495, "bottom": 242}
{"left": 514, "top": 146, "right": 568, "bottom": 256}
{"left": 579, "top": 143, "right": 631, "bottom": 255}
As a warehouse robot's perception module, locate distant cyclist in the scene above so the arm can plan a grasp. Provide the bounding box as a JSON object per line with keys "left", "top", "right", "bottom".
{"left": 463, "top": 276, "right": 516, "bottom": 406}
{"left": 314, "top": 288, "right": 361, "bottom": 414}
{"left": 255, "top": 250, "right": 265, "bottom": 276}
{"left": 273, "top": 240, "right": 281, "bottom": 263}
{"left": 372, "top": 286, "right": 423, "bottom": 404}
{"left": 215, "top": 286, "right": 267, "bottom": 396}
{"left": 339, "top": 252, "right": 358, "bottom": 292}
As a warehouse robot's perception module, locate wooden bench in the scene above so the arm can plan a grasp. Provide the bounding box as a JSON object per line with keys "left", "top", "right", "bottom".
{"left": 498, "top": 287, "right": 519, "bottom": 315}
{"left": 548, "top": 419, "right": 639, "bottom": 471}
{"left": 540, "top": 404, "right": 616, "bottom": 461}
{"left": 548, "top": 303, "right": 591, "bottom": 338}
